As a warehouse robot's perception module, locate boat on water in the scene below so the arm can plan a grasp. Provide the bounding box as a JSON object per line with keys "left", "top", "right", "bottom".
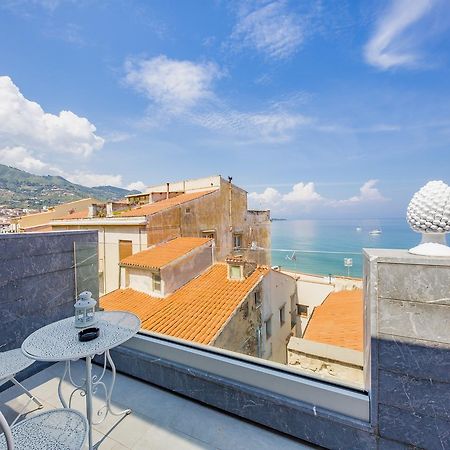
{"left": 369, "top": 229, "right": 382, "bottom": 235}
{"left": 356, "top": 227, "right": 362, "bottom": 232}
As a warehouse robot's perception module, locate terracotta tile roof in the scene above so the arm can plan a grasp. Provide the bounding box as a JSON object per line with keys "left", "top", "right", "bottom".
{"left": 303, "top": 289, "right": 363, "bottom": 351}
{"left": 56, "top": 209, "right": 89, "bottom": 220}
{"left": 101, "top": 264, "right": 269, "bottom": 345}
{"left": 121, "top": 237, "right": 212, "bottom": 269}
{"left": 120, "top": 189, "right": 218, "bottom": 217}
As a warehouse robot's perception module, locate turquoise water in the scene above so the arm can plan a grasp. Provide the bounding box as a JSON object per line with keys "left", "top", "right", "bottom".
{"left": 271, "top": 218, "right": 418, "bottom": 278}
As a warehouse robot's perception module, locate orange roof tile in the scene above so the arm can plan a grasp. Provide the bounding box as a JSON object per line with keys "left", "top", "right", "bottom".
{"left": 303, "top": 289, "right": 363, "bottom": 351}
{"left": 121, "top": 237, "right": 212, "bottom": 269}
{"left": 120, "top": 189, "right": 218, "bottom": 217}
{"left": 101, "top": 264, "right": 269, "bottom": 345}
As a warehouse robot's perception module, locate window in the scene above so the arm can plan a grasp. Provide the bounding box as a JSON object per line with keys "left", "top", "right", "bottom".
{"left": 254, "top": 291, "right": 261, "bottom": 308}
{"left": 202, "top": 230, "right": 216, "bottom": 242}
{"left": 118, "top": 240, "right": 133, "bottom": 261}
{"left": 265, "top": 317, "right": 272, "bottom": 339}
{"left": 233, "top": 233, "right": 242, "bottom": 249}
{"left": 185, "top": 207, "right": 191, "bottom": 214}
{"left": 229, "top": 265, "right": 241, "bottom": 280}
{"left": 279, "top": 305, "right": 286, "bottom": 325}
{"left": 152, "top": 273, "right": 161, "bottom": 293}
{"left": 297, "top": 304, "right": 308, "bottom": 317}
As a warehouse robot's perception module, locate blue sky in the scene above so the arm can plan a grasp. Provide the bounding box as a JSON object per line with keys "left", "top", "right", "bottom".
{"left": 0, "top": 0, "right": 449, "bottom": 218}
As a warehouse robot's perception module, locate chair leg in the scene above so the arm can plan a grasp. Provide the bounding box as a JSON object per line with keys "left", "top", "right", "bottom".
{"left": 11, "top": 378, "right": 43, "bottom": 408}
{"left": 10, "top": 377, "right": 44, "bottom": 426}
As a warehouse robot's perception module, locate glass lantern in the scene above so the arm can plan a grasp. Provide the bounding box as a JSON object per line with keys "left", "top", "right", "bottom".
{"left": 74, "top": 291, "right": 97, "bottom": 328}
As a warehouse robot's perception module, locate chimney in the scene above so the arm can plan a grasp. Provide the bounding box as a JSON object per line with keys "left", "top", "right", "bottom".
{"left": 88, "top": 204, "right": 97, "bottom": 218}
{"left": 106, "top": 202, "right": 113, "bottom": 218}
{"left": 166, "top": 182, "right": 170, "bottom": 199}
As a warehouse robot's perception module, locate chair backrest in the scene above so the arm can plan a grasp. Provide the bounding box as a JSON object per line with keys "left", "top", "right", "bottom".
{"left": 0, "top": 410, "right": 14, "bottom": 450}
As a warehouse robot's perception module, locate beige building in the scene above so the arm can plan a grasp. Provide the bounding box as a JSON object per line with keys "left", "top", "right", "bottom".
{"left": 51, "top": 175, "right": 271, "bottom": 295}
{"left": 101, "top": 237, "right": 296, "bottom": 364}
{"left": 11, "top": 198, "right": 100, "bottom": 232}
{"left": 287, "top": 289, "right": 363, "bottom": 386}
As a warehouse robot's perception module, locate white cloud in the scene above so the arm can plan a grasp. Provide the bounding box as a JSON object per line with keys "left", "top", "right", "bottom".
{"left": 124, "top": 54, "right": 310, "bottom": 142}
{"left": 364, "top": 0, "right": 435, "bottom": 70}
{"left": 334, "top": 179, "right": 388, "bottom": 205}
{"left": 249, "top": 181, "right": 323, "bottom": 212}
{"left": 249, "top": 187, "right": 282, "bottom": 207}
{"left": 249, "top": 180, "right": 388, "bottom": 212}
{"left": 0, "top": 146, "right": 49, "bottom": 173}
{"left": 124, "top": 55, "right": 221, "bottom": 114}
{"left": 282, "top": 182, "right": 323, "bottom": 203}
{"left": 0, "top": 76, "right": 104, "bottom": 157}
{"left": 104, "top": 131, "right": 135, "bottom": 143}
{"left": 190, "top": 109, "right": 310, "bottom": 143}
{"left": 231, "top": 0, "right": 304, "bottom": 60}
{"left": 126, "top": 181, "right": 146, "bottom": 192}
{"left": 64, "top": 172, "right": 123, "bottom": 188}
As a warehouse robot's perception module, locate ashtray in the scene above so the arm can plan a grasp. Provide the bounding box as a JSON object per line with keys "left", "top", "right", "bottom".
{"left": 78, "top": 327, "right": 100, "bottom": 342}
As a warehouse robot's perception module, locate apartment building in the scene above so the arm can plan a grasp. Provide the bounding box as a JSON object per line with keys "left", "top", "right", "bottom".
{"left": 51, "top": 175, "right": 271, "bottom": 295}
{"left": 101, "top": 236, "right": 297, "bottom": 364}
{"left": 10, "top": 197, "right": 100, "bottom": 232}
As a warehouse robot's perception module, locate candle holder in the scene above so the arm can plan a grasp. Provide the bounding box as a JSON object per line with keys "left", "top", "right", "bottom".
{"left": 74, "top": 291, "right": 97, "bottom": 328}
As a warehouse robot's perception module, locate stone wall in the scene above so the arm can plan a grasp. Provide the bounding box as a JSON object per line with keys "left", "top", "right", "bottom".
{"left": 287, "top": 337, "right": 364, "bottom": 387}
{"left": 364, "top": 249, "right": 450, "bottom": 449}
{"left": 0, "top": 230, "right": 98, "bottom": 354}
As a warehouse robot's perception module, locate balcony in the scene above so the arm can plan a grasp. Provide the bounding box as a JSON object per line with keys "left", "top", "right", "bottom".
{"left": 1, "top": 230, "right": 449, "bottom": 449}
{"left": 0, "top": 360, "right": 312, "bottom": 449}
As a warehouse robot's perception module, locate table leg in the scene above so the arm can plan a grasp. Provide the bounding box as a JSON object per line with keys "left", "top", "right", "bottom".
{"left": 58, "top": 361, "right": 69, "bottom": 408}
{"left": 85, "top": 356, "right": 93, "bottom": 450}
{"left": 104, "top": 350, "right": 131, "bottom": 417}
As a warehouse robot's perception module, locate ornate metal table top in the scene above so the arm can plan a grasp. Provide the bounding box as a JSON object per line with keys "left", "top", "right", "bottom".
{"left": 0, "top": 348, "right": 35, "bottom": 380}
{"left": 22, "top": 311, "right": 141, "bottom": 362}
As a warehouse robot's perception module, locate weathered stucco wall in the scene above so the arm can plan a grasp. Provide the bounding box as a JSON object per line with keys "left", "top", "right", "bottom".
{"left": 212, "top": 285, "right": 261, "bottom": 357}
{"left": 261, "top": 270, "right": 297, "bottom": 363}
{"left": 122, "top": 267, "right": 155, "bottom": 295}
{"left": 287, "top": 337, "right": 364, "bottom": 387}
{"left": 147, "top": 207, "right": 182, "bottom": 247}
{"left": 161, "top": 241, "right": 213, "bottom": 295}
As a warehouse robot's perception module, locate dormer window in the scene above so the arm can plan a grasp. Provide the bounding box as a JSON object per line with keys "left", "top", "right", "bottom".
{"left": 229, "top": 265, "right": 241, "bottom": 280}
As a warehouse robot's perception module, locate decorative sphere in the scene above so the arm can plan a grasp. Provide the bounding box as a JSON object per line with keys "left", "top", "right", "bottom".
{"left": 407, "top": 181, "right": 450, "bottom": 234}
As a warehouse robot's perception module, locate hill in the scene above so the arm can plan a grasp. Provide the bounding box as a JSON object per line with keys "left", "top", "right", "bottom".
{"left": 0, "top": 164, "right": 140, "bottom": 209}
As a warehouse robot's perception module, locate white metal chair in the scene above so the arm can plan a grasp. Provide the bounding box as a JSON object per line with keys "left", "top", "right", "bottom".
{"left": 0, "top": 349, "right": 43, "bottom": 425}
{"left": 0, "top": 408, "right": 88, "bottom": 450}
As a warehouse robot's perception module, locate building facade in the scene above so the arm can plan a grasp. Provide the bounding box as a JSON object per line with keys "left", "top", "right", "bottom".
{"left": 51, "top": 175, "right": 271, "bottom": 295}
{"left": 101, "top": 237, "right": 296, "bottom": 364}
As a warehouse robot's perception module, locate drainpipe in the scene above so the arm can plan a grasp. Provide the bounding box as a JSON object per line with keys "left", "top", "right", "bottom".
{"left": 228, "top": 176, "right": 232, "bottom": 233}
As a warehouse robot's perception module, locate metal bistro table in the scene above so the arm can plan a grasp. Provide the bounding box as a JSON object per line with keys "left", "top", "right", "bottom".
{"left": 21, "top": 311, "right": 141, "bottom": 450}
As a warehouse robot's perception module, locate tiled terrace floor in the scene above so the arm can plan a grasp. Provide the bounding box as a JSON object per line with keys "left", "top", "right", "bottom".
{"left": 0, "top": 360, "right": 313, "bottom": 449}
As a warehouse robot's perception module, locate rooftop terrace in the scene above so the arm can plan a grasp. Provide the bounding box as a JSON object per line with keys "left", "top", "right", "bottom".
{"left": 0, "top": 361, "right": 311, "bottom": 449}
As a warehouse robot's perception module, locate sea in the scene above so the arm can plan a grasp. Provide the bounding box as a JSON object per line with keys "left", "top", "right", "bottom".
{"left": 270, "top": 218, "right": 418, "bottom": 278}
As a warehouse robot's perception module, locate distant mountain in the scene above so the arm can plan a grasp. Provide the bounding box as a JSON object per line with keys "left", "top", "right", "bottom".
{"left": 0, "top": 164, "right": 140, "bottom": 209}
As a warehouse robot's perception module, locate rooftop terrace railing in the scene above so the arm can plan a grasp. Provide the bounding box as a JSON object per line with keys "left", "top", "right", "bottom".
{"left": 73, "top": 241, "right": 365, "bottom": 393}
